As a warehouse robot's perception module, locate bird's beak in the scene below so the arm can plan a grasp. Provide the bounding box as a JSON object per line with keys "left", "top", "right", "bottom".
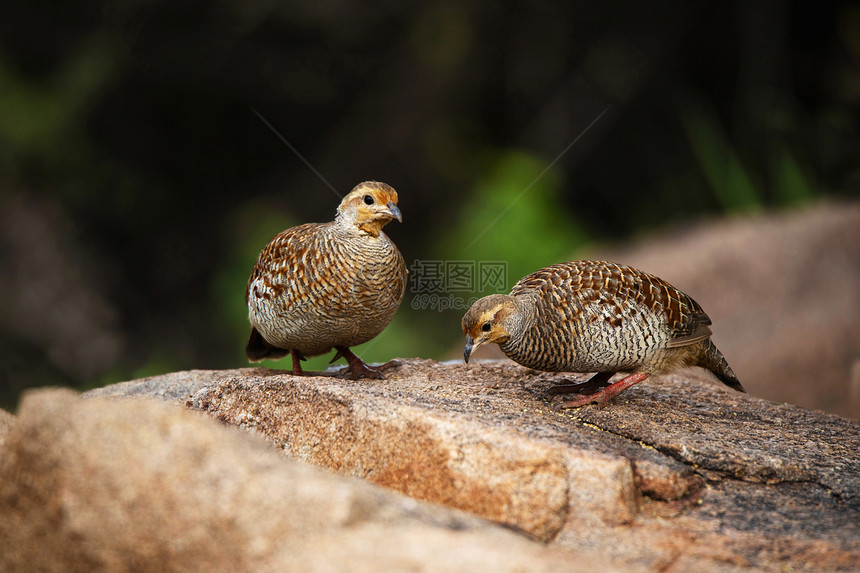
{"left": 385, "top": 202, "right": 403, "bottom": 223}
{"left": 464, "top": 336, "right": 476, "bottom": 363}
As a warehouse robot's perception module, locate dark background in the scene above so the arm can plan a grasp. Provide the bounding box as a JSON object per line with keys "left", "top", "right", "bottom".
{"left": 1, "top": 1, "right": 858, "bottom": 410}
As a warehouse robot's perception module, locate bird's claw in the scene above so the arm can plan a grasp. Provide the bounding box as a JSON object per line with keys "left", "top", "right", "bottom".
{"left": 548, "top": 372, "right": 615, "bottom": 397}
{"left": 560, "top": 391, "right": 611, "bottom": 409}
{"left": 337, "top": 359, "right": 401, "bottom": 380}
{"left": 337, "top": 363, "right": 385, "bottom": 380}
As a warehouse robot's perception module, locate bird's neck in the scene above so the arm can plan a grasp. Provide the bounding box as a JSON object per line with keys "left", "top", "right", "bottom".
{"left": 505, "top": 295, "right": 538, "bottom": 339}
{"left": 335, "top": 210, "right": 385, "bottom": 238}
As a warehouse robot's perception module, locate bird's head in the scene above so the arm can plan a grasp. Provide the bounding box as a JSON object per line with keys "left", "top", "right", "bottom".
{"left": 337, "top": 181, "right": 402, "bottom": 237}
{"left": 461, "top": 294, "right": 519, "bottom": 363}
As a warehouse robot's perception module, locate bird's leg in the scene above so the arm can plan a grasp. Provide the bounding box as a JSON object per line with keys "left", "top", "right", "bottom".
{"left": 290, "top": 349, "right": 307, "bottom": 376}
{"left": 561, "top": 372, "right": 650, "bottom": 409}
{"left": 547, "top": 371, "right": 615, "bottom": 396}
{"left": 331, "top": 347, "right": 396, "bottom": 380}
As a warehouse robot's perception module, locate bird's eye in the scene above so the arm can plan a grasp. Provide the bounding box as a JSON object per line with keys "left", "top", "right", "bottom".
{"left": 481, "top": 322, "right": 491, "bottom": 332}
{"left": 363, "top": 195, "right": 374, "bottom": 205}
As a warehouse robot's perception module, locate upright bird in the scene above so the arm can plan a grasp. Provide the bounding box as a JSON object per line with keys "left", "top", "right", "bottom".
{"left": 462, "top": 260, "right": 744, "bottom": 407}
{"left": 245, "top": 181, "right": 406, "bottom": 379}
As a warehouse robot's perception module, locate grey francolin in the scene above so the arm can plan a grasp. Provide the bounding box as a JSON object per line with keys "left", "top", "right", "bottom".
{"left": 245, "top": 181, "right": 406, "bottom": 379}
{"left": 462, "top": 260, "right": 744, "bottom": 407}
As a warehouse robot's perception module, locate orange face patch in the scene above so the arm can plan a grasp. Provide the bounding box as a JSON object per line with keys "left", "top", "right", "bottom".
{"left": 340, "top": 183, "right": 401, "bottom": 237}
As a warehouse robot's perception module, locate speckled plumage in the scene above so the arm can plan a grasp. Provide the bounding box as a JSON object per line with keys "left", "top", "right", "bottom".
{"left": 462, "top": 260, "right": 744, "bottom": 407}
{"left": 245, "top": 181, "right": 406, "bottom": 379}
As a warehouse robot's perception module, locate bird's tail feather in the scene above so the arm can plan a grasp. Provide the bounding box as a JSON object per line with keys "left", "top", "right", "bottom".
{"left": 246, "top": 327, "right": 289, "bottom": 362}
{"left": 702, "top": 339, "right": 745, "bottom": 392}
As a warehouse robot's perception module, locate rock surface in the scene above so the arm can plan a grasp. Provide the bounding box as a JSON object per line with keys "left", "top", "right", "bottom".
{"left": 86, "top": 360, "right": 860, "bottom": 571}
{"left": 0, "top": 406, "right": 15, "bottom": 448}
{"left": 0, "top": 388, "right": 610, "bottom": 572}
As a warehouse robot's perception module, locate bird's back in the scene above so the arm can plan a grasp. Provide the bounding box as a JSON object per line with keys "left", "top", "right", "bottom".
{"left": 504, "top": 260, "right": 714, "bottom": 373}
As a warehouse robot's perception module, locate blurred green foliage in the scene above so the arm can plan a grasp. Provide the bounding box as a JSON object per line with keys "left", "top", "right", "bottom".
{"left": 0, "top": 37, "right": 117, "bottom": 175}
{"left": 440, "top": 150, "right": 588, "bottom": 281}
{"left": 680, "top": 97, "right": 764, "bottom": 212}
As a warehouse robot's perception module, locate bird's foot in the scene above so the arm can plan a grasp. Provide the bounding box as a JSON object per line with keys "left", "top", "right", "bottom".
{"left": 331, "top": 347, "right": 395, "bottom": 380}
{"left": 547, "top": 372, "right": 615, "bottom": 396}
{"left": 560, "top": 391, "right": 612, "bottom": 408}
{"left": 559, "top": 372, "right": 650, "bottom": 409}
{"left": 375, "top": 359, "right": 402, "bottom": 372}
{"left": 337, "top": 361, "right": 386, "bottom": 380}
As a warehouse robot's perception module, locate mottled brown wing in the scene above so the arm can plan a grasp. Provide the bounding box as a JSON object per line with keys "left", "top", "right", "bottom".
{"left": 245, "top": 222, "right": 329, "bottom": 306}
{"left": 511, "top": 260, "right": 712, "bottom": 346}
